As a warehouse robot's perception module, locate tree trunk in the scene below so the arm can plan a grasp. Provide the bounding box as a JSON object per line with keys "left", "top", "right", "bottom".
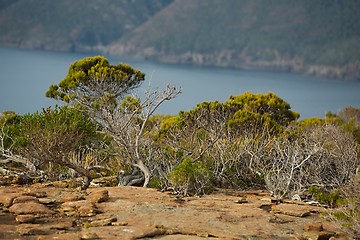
{"left": 60, "top": 156, "right": 92, "bottom": 190}
{"left": 134, "top": 160, "right": 151, "bottom": 187}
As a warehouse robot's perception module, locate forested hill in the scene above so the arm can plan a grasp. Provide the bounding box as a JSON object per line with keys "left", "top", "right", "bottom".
{"left": 107, "top": 0, "right": 360, "bottom": 80}
{"left": 1, "top": 0, "right": 360, "bottom": 80}
{"left": 0, "top": 0, "right": 172, "bottom": 51}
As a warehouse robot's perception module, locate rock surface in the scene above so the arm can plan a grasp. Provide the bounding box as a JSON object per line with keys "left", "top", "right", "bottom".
{"left": 0, "top": 184, "right": 353, "bottom": 239}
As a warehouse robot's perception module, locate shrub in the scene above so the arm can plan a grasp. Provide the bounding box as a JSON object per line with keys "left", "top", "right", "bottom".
{"left": 1, "top": 106, "right": 100, "bottom": 187}
{"left": 308, "top": 186, "right": 345, "bottom": 208}
{"left": 328, "top": 173, "right": 360, "bottom": 239}
{"left": 168, "top": 157, "right": 214, "bottom": 196}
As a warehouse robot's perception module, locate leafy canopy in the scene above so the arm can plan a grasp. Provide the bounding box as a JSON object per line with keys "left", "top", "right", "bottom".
{"left": 46, "top": 56, "right": 145, "bottom": 106}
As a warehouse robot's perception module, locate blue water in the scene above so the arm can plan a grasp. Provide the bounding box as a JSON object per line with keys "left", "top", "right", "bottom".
{"left": 1, "top": 47, "right": 359, "bottom": 119}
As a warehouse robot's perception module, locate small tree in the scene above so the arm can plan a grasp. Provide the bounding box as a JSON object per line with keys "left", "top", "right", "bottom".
{"left": 46, "top": 56, "right": 180, "bottom": 187}
{"left": 1, "top": 107, "right": 99, "bottom": 188}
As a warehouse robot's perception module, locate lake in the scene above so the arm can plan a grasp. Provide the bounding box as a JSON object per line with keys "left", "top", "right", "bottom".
{"left": 0, "top": 47, "right": 359, "bottom": 119}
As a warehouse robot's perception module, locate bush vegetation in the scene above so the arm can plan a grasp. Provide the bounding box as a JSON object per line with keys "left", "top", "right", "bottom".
{"left": 1, "top": 57, "right": 359, "bottom": 237}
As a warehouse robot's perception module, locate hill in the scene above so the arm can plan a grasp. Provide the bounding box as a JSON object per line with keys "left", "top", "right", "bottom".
{"left": 0, "top": 0, "right": 172, "bottom": 52}
{"left": 107, "top": 0, "right": 360, "bottom": 80}
{"left": 0, "top": 0, "right": 359, "bottom": 80}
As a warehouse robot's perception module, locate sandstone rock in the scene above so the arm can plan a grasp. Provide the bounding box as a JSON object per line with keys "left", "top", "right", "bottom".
{"left": 88, "top": 217, "right": 117, "bottom": 227}
{"left": 269, "top": 215, "right": 295, "bottom": 224}
{"left": 303, "top": 231, "right": 335, "bottom": 240}
{"left": 235, "top": 197, "right": 248, "bottom": 204}
{"left": 0, "top": 184, "right": 354, "bottom": 239}
{"left": 61, "top": 200, "right": 99, "bottom": 217}
{"left": 47, "top": 180, "right": 69, "bottom": 188}
{"left": 86, "top": 189, "right": 109, "bottom": 203}
{"left": 49, "top": 220, "right": 75, "bottom": 230}
{"left": 16, "top": 224, "right": 51, "bottom": 236}
{"left": 60, "top": 192, "right": 85, "bottom": 202}
{"left": 80, "top": 232, "right": 100, "bottom": 239}
{"left": 272, "top": 203, "right": 311, "bottom": 217}
{"left": 9, "top": 202, "right": 52, "bottom": 215}
{"left": 78, "top": 204, "right": 99, "bottom": 217}
{"left": 111, "top": 221, "right": 128, "bottom": 226}
{"left": 38, "top": 197, "right": 58, "bottom": 205}
{"left": 304, "top": 222, "right": 324, "bottom": 232}
{"left": 0, "top": 192, "right": 21, "bottom": 207}
{"left": 15, "top": 214, "right": 37, "bottom": 223}
{"left": 13, "top": 195, "right": 39, "bottom": 204}
{"left": 27, "top": 191, "right": 47, "bottom": 198}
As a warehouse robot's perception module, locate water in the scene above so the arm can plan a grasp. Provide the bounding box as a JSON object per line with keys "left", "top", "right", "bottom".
{"left": 1, "top": 47, "right": 359, "bottom": 119}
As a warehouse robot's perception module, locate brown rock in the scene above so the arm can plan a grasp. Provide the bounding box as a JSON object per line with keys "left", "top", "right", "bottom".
{"left": 61, "top": 200, "right": 99, "bottom": 217}
{"left": 49, "top": 219, "right": 75, "bottom": 230}
{"left": 303, "top": 231, "right": 335, "bottom": 240}
{"left": 15, "top": 214, "right": 37, "bottom": 223}
{"left": 49, "top": 180, "right": 69, "bottom": 188}
{"left": 78, "top": 204, "right": 98, "bottom": 217}
{"left": 13, "top": 195, "right": 39, "bottom": 204}
{"left": 89, "top": 217, "right": 117, "bottom": 227}
{"left": 269, "top": 215, "right": 295, "bottom": 224}
{"left": 0, "top": 184, "right": 354, "bottom": 240}
{"left": 272, "top": 203, "right": 311, "bottom": 217}
{"left": 111, "top": 221, "right": 128, "bottom": 226}
{"left": 16, "top": 224, "right": 51, "bottom": 236}
{"left": 80, "top": 232, "right": 100, "bottom": 239}
{"left": 86, "top": 189, "right": 109, "bottom": 203}
{"left": 9, "top": 202, "right": 52, "bottom": 215}
{"left": 38, "top": 197, "right": 58, "bottom": 205}
{"left": 26, "top": 191, "right": 47, "bottom": 198}
{"left": 60, "top": 192, "right": 85, "bottom": 202}
{"left": 0, "top": 192, "right": 21, "bottom": 207}
{"left": 235, "top": 197, "right": 248, "bottom": 204}
{"left": 305, "top": 222, "right": 324, "bottom": 232}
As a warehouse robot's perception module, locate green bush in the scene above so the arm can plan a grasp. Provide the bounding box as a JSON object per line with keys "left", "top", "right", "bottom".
{"left": 308, "top": 186, "right": 345, "bottom": 208}
{"left": 168, "top": 157, "right": 214, "bottom": 196}
{"left": 148, "top": 176, "right": 166, "bottom": 189}
{"left": 1, "top": 106, "right": 100, "bottom": 181}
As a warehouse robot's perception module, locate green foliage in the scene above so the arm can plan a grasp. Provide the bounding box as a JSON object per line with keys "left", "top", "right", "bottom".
{"left": 148, "top": 176, "right": 166, "bottom": 189}
{"left": 152, "top": 92, "right": 300, "bottom": 196}
{"left": 225, "top": 92, "right": 299, "bottom": 127}
{"left": 298, "top": 117, "right": 326, "bottom": 127}
{"left": 120, "top": 96, "right": 142, "bottom": 113}
{"left": 2, "top": 106, "right": 99, "bottom": 179}
{"left": 308, "top": 186, "right": 345, "bottom": 208}
{"left": 228, "top": 110, "right": 281, "bottom": 134}
{"left": 168, "top": 157, "right": 214, "bottom": 196}
{"left": 46, "top": 56, "right": 145, "bottom": 105}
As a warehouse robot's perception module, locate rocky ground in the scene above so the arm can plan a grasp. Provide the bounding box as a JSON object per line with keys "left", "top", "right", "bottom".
{"left": 0, "top": 178, "right": 354, "bottom": 240}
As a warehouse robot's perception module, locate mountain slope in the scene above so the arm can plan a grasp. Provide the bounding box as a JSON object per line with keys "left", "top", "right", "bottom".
{"left": 0, "top": 0, "right": 173, "bottom": 52}
{"left": 0, "top": 0, "right": 359, "bottom": 80}
{"left": 107, "top": 0, "right": 360, "bottom": 80}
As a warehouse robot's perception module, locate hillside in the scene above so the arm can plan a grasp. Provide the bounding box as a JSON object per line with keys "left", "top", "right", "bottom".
{"left": 0, "top": 0, "right": 360, "bottom": 80}
{"left": 0, "top": 0, "right": 172, "bottom": 52}
{"left": 107, "top": 0, "right": 360, "bottom": 80}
